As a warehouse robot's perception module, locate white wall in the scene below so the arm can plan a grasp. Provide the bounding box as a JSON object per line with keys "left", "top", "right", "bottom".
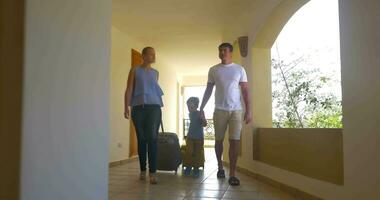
{"left": 339, "top": 0, "right": 380, "bottom": 199}
{"left": 156, "top": 63, "right": 178, "bottom": 133}
{"left": 109, "top": 26, "right": 144, "bottom": 162}
{"left": 21, "top": 0, "right": 111, "bottom": 199}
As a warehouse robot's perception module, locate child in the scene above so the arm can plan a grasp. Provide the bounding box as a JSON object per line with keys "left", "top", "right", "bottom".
{"left": 183, "top": 97, "right": 207, "bottom": 177}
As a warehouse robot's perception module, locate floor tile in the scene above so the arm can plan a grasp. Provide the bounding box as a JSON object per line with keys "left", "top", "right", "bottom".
{"left": 187, "top": 189, "right": 226, "bottom": 198}
{"left": 223, "top": 190, "right": 259, "bottom": 199}
{"left": 108, "top": 148, "right": 296, "bottom": 200}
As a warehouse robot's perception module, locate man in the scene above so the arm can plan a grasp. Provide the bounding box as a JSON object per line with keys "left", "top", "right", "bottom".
{"left": 200, "top": 43, "right": 251, "bottom": 186}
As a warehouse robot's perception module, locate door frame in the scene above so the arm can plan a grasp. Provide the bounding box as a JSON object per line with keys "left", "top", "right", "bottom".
{"left": 0, "top": 0, "right": 25, "bottom": 199}
{"left": 129, "top": 49, "right": 143, "bottom": 158}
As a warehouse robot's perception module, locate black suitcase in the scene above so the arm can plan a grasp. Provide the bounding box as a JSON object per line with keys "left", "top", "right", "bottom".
{"left": 156, "top": 121, "right": 182, "bottom": 174}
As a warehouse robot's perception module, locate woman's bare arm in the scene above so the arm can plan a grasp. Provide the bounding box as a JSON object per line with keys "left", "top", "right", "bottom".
{"left": 124, "top": 67, "right": 136, "bottom": 119}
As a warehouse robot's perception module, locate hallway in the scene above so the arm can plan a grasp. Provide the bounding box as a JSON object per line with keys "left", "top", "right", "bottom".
{"left": 109, "top": 149, "right": 296, "bottom": 200}
{"left": 3, "top": 0, "right": 380, "bottom": 199}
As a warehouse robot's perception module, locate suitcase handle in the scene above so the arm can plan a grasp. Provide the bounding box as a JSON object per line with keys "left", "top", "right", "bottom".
{"left": 160, "top": 119, "right": 165, "bottom": 133}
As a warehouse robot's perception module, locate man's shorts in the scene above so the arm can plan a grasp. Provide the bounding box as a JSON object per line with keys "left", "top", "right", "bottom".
{"left": 213, "top": 109, "right": 243, "bottom": 141}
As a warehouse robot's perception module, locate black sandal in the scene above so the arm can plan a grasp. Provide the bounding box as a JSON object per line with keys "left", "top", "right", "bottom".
{"left": 228, "top": 177, "right": 240, "bottom": 186}
{"left": 217, "top": 169, "right": 225, "bottom": 179}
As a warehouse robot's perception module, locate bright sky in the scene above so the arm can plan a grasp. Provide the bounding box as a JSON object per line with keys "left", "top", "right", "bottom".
{"left": 271, "top": 0, "right": 342, "bottom": 98}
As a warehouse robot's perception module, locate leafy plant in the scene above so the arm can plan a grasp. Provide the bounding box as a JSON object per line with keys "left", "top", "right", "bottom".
{"left": 272, "top": 54, "right": 343, "bottom": 128}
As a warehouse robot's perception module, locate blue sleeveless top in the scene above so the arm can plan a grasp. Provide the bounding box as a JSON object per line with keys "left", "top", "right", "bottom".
{"left": 130, "top": 66, "right": 164, "bottom": 107}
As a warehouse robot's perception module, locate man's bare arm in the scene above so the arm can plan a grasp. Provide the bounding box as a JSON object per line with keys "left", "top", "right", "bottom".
{"left": 200, "top": 83, "right": 214, "bottom": 111}
{"left": 240, "top": 82, "right": 252, "bottom": 124}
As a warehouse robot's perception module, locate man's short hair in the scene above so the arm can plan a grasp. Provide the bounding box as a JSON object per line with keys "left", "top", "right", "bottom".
{"left": 187, "top": 97, "right": 200, "bottom": 107}
{"left": 218, "top": 43, "right": 233, "bottom": 52}
{"left": 142, "top": 47, "right": 154, "bottom": 55}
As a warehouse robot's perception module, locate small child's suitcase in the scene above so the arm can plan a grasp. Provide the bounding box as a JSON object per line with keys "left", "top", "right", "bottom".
{"left": 181, "top": 139, "right": 205, "bottom": 170}
{"left": 156, "top": 121, "right": 182, "bottom": 174}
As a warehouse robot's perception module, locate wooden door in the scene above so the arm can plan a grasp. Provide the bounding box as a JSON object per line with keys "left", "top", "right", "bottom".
{"left": 1, "top": 1, "right": 25, "bottom": 198}
{"left": 129, "top": 49, "right": 143, "bottom": 157}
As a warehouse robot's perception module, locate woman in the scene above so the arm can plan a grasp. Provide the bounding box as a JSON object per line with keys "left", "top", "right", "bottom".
{"left": 124, "top": 47, "right": 164, "bottom": 184}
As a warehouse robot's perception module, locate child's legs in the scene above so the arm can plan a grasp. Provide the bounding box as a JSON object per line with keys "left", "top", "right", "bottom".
{"left": 192, "top": 140, "right": 203, "bottom": 155}
{"left": 192, "top": 139, "right": 205, "bottom": 168}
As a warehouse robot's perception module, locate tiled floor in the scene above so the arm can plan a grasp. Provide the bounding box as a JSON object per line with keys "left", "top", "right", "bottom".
{"left": 109, "top": 148, "right": 296, "bottom": 200}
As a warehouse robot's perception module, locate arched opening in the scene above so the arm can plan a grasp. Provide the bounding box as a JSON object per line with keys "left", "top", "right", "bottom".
{"left": 247, "top": 0, "right": 344, "bottom": 186}
{"left": 271, "top": 0, "right": 342, "bottom": 128}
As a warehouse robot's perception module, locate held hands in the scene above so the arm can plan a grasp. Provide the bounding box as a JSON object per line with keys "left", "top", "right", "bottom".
{"left": 199, "top": 110, "right": 205, "bottom": 118}
{"left": 199, "top": 110, "right": 207, "bottom": 127}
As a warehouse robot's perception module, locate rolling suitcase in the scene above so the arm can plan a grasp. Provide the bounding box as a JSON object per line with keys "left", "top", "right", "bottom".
{"left": 156, "top": 121, "right": 182, "bottom": 174}
{"left": 181, "top": 139, "right": 205, "bottom": 170}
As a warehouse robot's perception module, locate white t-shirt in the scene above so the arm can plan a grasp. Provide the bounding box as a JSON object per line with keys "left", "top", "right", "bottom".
{"left": 207, "top": 63, "right": 248, "bottom": 111}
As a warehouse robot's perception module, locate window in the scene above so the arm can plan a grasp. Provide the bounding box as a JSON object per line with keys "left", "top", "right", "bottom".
{"left": 271, "top": 0, "right": 342, "bottom": 128}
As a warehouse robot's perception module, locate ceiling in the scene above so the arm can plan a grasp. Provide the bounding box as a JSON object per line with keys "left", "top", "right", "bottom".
{"left": 112, "top": 0, "right": 276, "bottom": 75}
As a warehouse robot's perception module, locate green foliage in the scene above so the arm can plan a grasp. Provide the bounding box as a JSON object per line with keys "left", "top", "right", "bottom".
{"left": 307, "top": 109, "right": 343, "bottom": 128}
{"left": 272, "top": 57, "right": 343, "bottom": 128}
